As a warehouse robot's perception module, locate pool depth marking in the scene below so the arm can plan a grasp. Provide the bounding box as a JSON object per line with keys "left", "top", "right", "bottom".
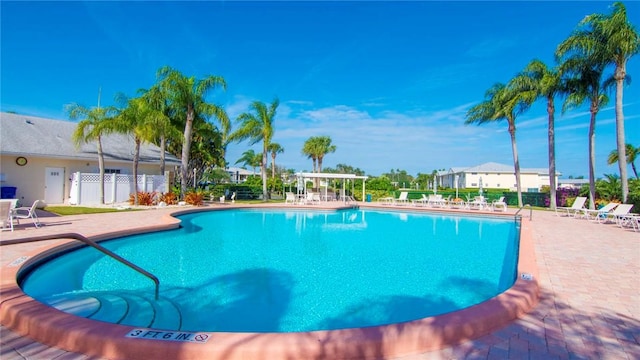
{"left": 126, "top": 329, "right": 212, "bottom": 343}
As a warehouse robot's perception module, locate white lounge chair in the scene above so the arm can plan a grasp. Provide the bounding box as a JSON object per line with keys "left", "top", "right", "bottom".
{"left": 467, "top": 196, "right": 487, "bottom": 210}
{"left": 581, "top": 202, "right": 619, "bottom": 223}
{"left": 13, "top": 199, "right": 42, "bottom": 228}
{"left": 394, "top": 191, "right": 409, "bottom": 205}
{"left": 607, "top": 204, "right": 634, "bottom": 225}
{"left": 555, "top": 196, "right": 587, "bottom": 217}
{"left": 411, "top": 194, "right": 428, "bottom": 207}
{"left": 492, "top": 196, "right": 507, "bottom": 212}
{"left": 0, "top": 200, "right": 14, "bottom": 231}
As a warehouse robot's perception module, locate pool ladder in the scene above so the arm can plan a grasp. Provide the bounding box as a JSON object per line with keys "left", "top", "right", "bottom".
{"left": 15, "top": 232, "right": 160, "bottom": 299}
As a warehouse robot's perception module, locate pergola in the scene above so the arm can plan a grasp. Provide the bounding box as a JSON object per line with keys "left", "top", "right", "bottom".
{"left": 294, "top": 172, "right": 368, "bottom": 202}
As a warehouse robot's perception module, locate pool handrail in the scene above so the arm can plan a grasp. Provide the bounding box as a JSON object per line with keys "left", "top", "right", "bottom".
{"left": 515, "top": 204, "right": 533, "bottom": 221}
{"left": 16, "top": 232, "right": 160, "bottom": 300}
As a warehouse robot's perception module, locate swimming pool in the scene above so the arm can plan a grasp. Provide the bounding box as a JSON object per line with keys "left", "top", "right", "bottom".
{"left": 19, "top": 208, "right": 519, "bottom": 333}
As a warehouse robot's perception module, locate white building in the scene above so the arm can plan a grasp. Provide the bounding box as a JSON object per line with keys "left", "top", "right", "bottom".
{"left": 439, "top": 162, "right": 560, "bottom": 192}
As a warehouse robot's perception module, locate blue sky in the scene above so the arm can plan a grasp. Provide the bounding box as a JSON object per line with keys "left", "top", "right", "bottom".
{"left": 2, "top": 1, "right": 639, "bottom": 178}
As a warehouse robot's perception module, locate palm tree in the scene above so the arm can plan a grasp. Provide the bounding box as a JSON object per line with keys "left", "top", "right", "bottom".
{"left": 557, "top": 27, "right": 609, "bottom": 210}
{"left": 235, "top": 149, "right": 261, "bottom": 173}
{"left": 465, "top": 81, "right": 535, "bottom": 207}
{"left": 67, "top": 104, "right": 118, "bottom": 205}
{"left": 302, "top": 138, "right": 318, "bottom": 173}
{"left": 230, "top": 99, "right": 279, "bottom": 200}
{"left": 139, "top": 85, "right": 181, "bottom": 175}
{"left": 156, "top": 66, "right": 228, "bottom": 197}
{"left": 267, "top": 142, "right": 284, "bottom": 178}
{"left": 608, "top": 144, "right": 639, "bottom": 179}
{"left": 513, "top": 59, "right": 567, "bottom": 210}
{"left": 581, "top": 2, "right": 639, "bottom": 202}
{"left": 315, "top": 136, "right": 336, "bottom": 173}
{"left": 113, "top": 95, "right": 169, "bottom": 205}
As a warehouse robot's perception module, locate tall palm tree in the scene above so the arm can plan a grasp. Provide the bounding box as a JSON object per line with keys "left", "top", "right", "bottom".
{"left": 139, "top": 85, "right": 181, "bottom": 175}
{"left": 67, "top": 103, "right": 117, "bottom": 205}
{"left": 513, "top": 59, "right": 567, "bottom": 210}
{"left": 267, "top": 142, "right": 284, "bottom": 178}
{"left": 608, "top": 144, "right": 639, "bottom": 179}
{"left": 113, "top": 95, "right": 169, "bottom": 205}
{"left": 557, "top": 28, "right": 609, "bottom": 209}
{"left": 302, "top": 138, "right": 318, "bottom": 173}
{"left": 156, "top": 66, "right": 228, "bottom": 197}
{"left": 465, "top": 82, "right": 535, "bottom": 207}
{"left": 230, "top": 98, "right": 279, "bottom": 200}
{"left": 315, "top": 136, "right": 336, "bottom": 173}
{"left": 581, "top": 2, "right": 639, "bottom": 202}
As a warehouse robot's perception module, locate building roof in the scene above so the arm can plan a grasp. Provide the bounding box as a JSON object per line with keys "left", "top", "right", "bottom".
{"left": 1, "top": 112, "right": 181, "bottom": 165}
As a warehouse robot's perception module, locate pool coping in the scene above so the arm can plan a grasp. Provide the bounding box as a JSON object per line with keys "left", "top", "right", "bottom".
{"left": 0, "top": 205, "right": 539, "bottom": 360}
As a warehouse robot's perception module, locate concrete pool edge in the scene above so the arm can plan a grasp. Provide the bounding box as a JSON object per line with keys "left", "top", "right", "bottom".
{"left": 0, "top": 206, "right": 539, "bottom": 359}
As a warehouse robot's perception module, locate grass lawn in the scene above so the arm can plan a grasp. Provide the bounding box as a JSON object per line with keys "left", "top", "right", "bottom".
{"left": 43, "top": 206, "right": 138, "bottom": 216}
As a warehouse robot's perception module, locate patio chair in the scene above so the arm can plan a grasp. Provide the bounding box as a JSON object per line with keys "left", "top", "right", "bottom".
{"left": 285, "top": 192, "right": 297, "bottom": 204}
{"left": 606, "top": 204, "right": 634, "bottom": 225}
{"left": 394, "top": 191, "right": 409, "bottom": 205}
{"left": 554, "top": 196, "right": 587, "bottom": 217}
{"left": 0, "top": 200, "right": 14, "bottom": 231}
{"left": 411, "top": 194, "right": 428, "bottom": 207}
{"left": 492, "top": 196, "right": 507, "bottom": 212}
{"left": 13, "top": 199, "right": 42, "bottom": 228}
{"left": 581, "top": 202, "right": 619, "bottom": 223}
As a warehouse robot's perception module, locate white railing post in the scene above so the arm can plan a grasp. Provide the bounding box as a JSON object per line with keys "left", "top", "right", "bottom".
{"left": 142, "top": 174, "right": 147, "bottom": 192}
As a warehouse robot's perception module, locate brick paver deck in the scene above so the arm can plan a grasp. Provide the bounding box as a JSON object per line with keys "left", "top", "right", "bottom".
{"left": 1, "top": 205, "right": 638, "bottom": 359}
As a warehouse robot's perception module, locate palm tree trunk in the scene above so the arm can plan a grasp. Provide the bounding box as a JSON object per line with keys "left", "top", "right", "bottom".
{"left": 160, "top": 136, "right": 166, "bottom": 175}
{"left": 615, "top": 66, "right": 628, "bottom": 202}
{"left": 547, "top": 96, "right": 557, "bottom": 210}
{"left": 271, "top": 153, "right": 276, "bottom": 178}
{"left": 133, "top": 138, "right": 141, "bottom": 205}
{"left": 97, "top": 136, "right": 105, "bottom": 205}
{"left": 262, "top": 147, "right": 268, "bottom": 201}
{"left": 181, "top": 105, "right": 195, "bottom": 198}
{"left": 588, "top": 110, "right": 597, "bottom": 210}
{"left": 508, "top": 121, "right": 523, "bottom": 208}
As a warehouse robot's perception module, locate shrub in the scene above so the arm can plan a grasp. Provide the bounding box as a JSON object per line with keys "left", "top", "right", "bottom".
{"left": 129, "top": 191, "right": 155, "bottom": 206}
{"left": 159, "top": 192, "right": 178, "bottom": 205}
{"left": 184, "top": 191, "right": 204, "bottom": 206}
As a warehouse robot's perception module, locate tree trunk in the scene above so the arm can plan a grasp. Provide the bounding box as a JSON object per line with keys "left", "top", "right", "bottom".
{"left": 262, "top": 146, "right": 268, "bottom": 201}
{"left": 588, "top": 107, "right": 597, "bottom": 210}
{"left": 97, "top": 136, "right": 105, "bottom": 205}
{"left": 615, "top": 64, "right": 628, "bottom": 203}
{"left": 547, "top": 96, "right": 557, "bottom": 210}
{"left": 181, "top": 105, "right": 195, "bottom": 198}
{"left": 508, "top": 119, "right": 523, "bottom": 208}
{"left": 160, "top": 136, "right": 166, "bottom": 175}
{"left": 271, "top": 153, "right": 276, "bottom": 178}
{"left": 133, "top": 137, "right": 141, "bottom": 205}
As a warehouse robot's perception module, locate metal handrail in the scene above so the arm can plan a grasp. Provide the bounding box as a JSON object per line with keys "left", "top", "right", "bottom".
{"left": 515, "top": 204, "right": 532, "bottom": 220}
{"left": 17, "top": 233, "right": 160, "bottom": 299}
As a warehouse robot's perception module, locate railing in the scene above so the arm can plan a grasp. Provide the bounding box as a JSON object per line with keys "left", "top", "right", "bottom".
{"left": 16, "top": 233, "right": 160, "bottom": 299}
{"left": 515, "top": 204, "right": 533, "bottom": 221}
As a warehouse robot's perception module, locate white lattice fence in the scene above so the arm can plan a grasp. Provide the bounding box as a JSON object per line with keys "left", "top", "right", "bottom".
{"left": 69, "top": 172, "right": 167, "bottom": 205}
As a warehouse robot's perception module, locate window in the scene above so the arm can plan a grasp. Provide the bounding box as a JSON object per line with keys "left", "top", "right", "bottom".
{"left": 471, "top": 172, "right": 477, "bottom": 175}
{"left": 471, "top": 183, "right": 477, "bottom": 186}
{"left": 105, "top": 169, "right": 121, "bottom": 174}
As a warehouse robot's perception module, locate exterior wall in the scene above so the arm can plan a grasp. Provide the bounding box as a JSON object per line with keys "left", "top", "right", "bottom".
{"left": 0, "top": 154, "right": 164, "bottom": 206}
{"left": 438, "top": 170, "right": 559, "bottom": 192}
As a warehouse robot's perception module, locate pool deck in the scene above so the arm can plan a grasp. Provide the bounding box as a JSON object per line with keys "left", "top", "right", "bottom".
{"left": 0, "top": 202, "right": 638, "bottom": 359}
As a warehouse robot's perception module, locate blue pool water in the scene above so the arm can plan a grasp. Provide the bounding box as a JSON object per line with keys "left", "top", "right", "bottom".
{"left": 21, "top": 209, "right": 519, "bottom": 332}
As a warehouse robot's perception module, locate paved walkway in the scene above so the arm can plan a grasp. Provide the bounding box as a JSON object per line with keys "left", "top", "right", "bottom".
{"left": 1, "top": 205, "right": 638, "bottom": 359}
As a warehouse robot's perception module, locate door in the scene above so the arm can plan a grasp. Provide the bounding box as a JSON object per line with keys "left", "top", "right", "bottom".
{"left": 45, "top": 167, "right": 65, "bottom": 204}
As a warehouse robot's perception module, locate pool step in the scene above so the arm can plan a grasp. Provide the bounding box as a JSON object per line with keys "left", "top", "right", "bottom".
{"left": 42, "top": 291, "right": 182, "bottom": 331}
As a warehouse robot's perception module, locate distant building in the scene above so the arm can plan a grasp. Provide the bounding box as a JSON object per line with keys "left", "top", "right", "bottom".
{"left": 439, "top": 162, "right": 561, "bottom": 192}
{"left": 225, "top": 167, "right": 259, "bottom": 183}
{"left": 557, "top": 178, "right": 589, "bottom": 189}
